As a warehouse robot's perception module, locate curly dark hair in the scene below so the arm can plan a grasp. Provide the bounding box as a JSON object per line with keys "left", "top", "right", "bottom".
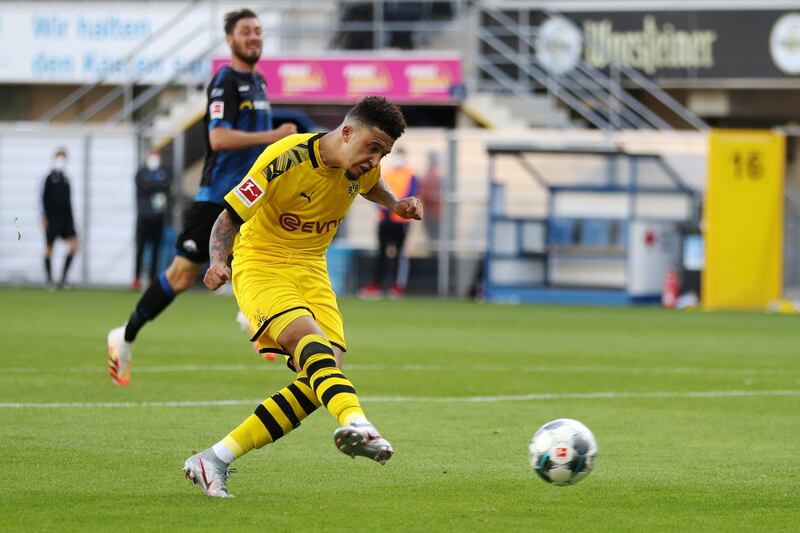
{"left": 224, "top": 8, "right": 258, "bottom": 35}
{"left": 346, "top": 96, "right": 406, "bottom": 140}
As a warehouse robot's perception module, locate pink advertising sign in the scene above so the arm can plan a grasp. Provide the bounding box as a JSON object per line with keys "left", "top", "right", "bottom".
{"left": 212, "top": 55, "right": 463, "bottom": 104}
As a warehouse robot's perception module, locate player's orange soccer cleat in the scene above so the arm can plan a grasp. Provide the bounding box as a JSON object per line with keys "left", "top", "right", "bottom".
{"left": 107, "top": 326, "right": 132, "bottom": 386}
{"left": 236, "top": 310, "right": 277, "bottom": 361}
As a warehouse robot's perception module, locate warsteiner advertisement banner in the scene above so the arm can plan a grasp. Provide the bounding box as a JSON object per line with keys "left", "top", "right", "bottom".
{"left": 530, "top": 9, "right": 800, "bottom": 83}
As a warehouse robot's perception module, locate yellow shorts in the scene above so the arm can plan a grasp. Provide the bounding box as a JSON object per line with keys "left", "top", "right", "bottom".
{"left": 231, "top": 252, "right": 346, "bottom": 356}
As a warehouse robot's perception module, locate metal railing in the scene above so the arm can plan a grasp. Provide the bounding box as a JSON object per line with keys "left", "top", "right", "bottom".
{"left": 40, "top": 0, "right": 205, "bottom": 123}
{"left": 40, "top": 0, "right": 705, "bottom": 135}
{"left": 40, "top": 0, "right": 468, "bottom": 128}
{"left": 476, "top": 4, "right": 708, "bottom": 131}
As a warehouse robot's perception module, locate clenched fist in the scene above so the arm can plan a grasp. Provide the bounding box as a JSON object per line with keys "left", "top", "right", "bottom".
{"left": 391, "top": 196, "right": 423, "bottom": 220}
{"left": 204, "top": 262, "right": 231, "bottom": 290}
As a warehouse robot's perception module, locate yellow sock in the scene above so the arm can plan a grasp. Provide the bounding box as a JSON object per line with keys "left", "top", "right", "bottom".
{"left": 295, "top": 334, "right": 365, "bottom": 426}
{"left": 226, "top": 377, "right": 321, "bottom": 458}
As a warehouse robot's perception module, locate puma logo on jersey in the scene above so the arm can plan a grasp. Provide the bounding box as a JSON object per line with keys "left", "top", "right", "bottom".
{"left": 299, "top": 192, "right": 313, "bottom": 203}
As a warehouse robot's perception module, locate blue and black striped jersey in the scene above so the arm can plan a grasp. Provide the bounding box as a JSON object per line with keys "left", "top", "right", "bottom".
{"left": 197, "top": 65, "right": 273, "bottom": 204}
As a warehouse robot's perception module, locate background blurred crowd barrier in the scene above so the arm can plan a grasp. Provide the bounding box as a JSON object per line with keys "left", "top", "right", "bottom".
{"left": 0, "top": 124, "right": 709, "bottom": 295}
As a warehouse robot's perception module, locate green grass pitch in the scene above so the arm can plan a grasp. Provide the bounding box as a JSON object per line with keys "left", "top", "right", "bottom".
{"left": 1, "top": 287, "right": 798, "bottom": 531}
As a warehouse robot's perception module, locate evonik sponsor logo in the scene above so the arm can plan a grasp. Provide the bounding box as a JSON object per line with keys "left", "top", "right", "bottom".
{"left": 279, "top": 213, "right": 343, "bottom": 234}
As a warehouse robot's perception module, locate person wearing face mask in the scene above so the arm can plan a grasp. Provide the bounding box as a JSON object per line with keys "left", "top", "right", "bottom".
{"left": 40, "top": 147, "right": 79, "bottom": 289}
{"left": 106, "top": 8, "right": 297, "bottom": 386}
{"left": 132, "top": 148, "right": 170, "bottom": 290}
{"left": 359, "top": 146, "right": 419, "bottom": 299}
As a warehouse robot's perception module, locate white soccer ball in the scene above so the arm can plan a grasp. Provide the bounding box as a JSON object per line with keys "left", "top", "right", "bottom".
{"left": 528, "top": 418, "right": 598, "bottom": 485}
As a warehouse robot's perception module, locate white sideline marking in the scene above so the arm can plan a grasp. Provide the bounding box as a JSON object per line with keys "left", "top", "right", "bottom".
{"left": 3, "top": 363, "right": 798, "bottom": 376}
{"left": 0, "top": 389, "right": 797, "bottom": 409}
{"left": 3, "top": 364, "right": 286, "bottom": 374}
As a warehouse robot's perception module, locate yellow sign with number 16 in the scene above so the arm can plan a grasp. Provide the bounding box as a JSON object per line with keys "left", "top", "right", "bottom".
{"left": 703, "top": 129, "right": 784, "bottom": 310}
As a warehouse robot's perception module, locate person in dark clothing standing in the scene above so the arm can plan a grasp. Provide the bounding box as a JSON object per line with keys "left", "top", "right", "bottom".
{"left": 40, "top": 147, "right": 79, "bottom": 288}
{"left": 132, "top": 147, "right": 170, "bottom": 290}
{"left": 359, "top": 147, "right": 419, "bottom": 299}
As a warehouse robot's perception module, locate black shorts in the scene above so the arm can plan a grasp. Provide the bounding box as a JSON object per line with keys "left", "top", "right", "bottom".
{"left": 136, "top": 216, "right": 165, "bottom": 244}
{"left": 175, "top": 202, "right": 224, "bottom": 263}
{"left": 378, "top": 222, "right": 409, "bottom": 248}
{"left": 46, "top": 221, "right": 76, "bottom": 246}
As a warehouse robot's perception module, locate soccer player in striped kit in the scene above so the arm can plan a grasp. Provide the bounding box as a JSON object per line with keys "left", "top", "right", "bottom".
{"left": 183, "top": 96, "right": 422, "bottom": 498}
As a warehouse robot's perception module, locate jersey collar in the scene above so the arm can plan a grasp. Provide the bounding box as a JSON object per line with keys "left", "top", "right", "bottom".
{"left": 308, "top": 133, "right": 326, "bottom": 170}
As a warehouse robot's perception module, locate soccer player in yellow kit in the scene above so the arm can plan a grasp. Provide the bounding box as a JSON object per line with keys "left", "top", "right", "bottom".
{"left": 183, "top": 96, "right": 422, "bottom": 498}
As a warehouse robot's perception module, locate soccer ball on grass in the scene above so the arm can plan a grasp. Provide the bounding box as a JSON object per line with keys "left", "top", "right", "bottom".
{"left": 528, "top": 418, "right": 597, "bottom": 485}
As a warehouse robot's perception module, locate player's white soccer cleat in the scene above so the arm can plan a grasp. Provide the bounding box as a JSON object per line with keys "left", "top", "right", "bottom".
{"left": 107, "top": 326, "right": 132, "bottom": 387}
{"left": 333, "top": 421, "right": 394, "bottom": 465}
{"left": 183, "top": 450, "right": 234, "bottom": 498}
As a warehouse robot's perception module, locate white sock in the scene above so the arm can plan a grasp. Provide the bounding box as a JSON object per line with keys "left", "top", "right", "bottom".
{"left": 212, "top": 440, "right": 235, "bottom": 465}
{"left": 345, "top": 415, "right": 370, "bottom": 426}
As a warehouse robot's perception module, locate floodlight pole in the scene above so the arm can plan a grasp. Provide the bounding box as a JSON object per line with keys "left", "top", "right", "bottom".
{"left": 81, "top": 135, "right": 92, "bottom": 285}
{"left": 439, "top": 131, "right": 458, "bottom": 297}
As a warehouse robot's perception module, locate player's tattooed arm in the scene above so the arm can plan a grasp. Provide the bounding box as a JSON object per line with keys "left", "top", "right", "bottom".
{"left": 209, "top": 210, "right": 240, "bottom": 265}
{"left": 204, "top": 210, "right": 240, "bottom": 290}
{"left": 363, "top": 178, "right": 423, "bottom": 221}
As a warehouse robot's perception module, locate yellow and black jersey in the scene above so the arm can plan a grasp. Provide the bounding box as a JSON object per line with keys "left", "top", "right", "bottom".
{"left": 223, "top": 133, "right": 381, "bottom": 258}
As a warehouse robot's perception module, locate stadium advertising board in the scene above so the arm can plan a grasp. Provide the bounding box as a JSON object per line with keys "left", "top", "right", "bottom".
{"left": 212, "top": 56, "right": 464, "bottom": 104}
{"left": 0, "top": 3, "right": 277, "bottom": 84}
{"left": 537, "top": 10, "right": 800, "bottom": 85}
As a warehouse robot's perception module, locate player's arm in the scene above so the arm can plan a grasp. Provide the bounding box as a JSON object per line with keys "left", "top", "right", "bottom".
{"left": 209, "top": 122, "right": 297, "bottom": 151}
{"left": 205, "top": 71, "right": 297, "bottom": 151}
{"left": 205, "top": 143, "right": 281, "bottom": 290}
{"left": 204, "top": 210, "right": 241, "bottom": 290}
{"left": 363, "top": 177, "right": 423, "bottom": 220}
